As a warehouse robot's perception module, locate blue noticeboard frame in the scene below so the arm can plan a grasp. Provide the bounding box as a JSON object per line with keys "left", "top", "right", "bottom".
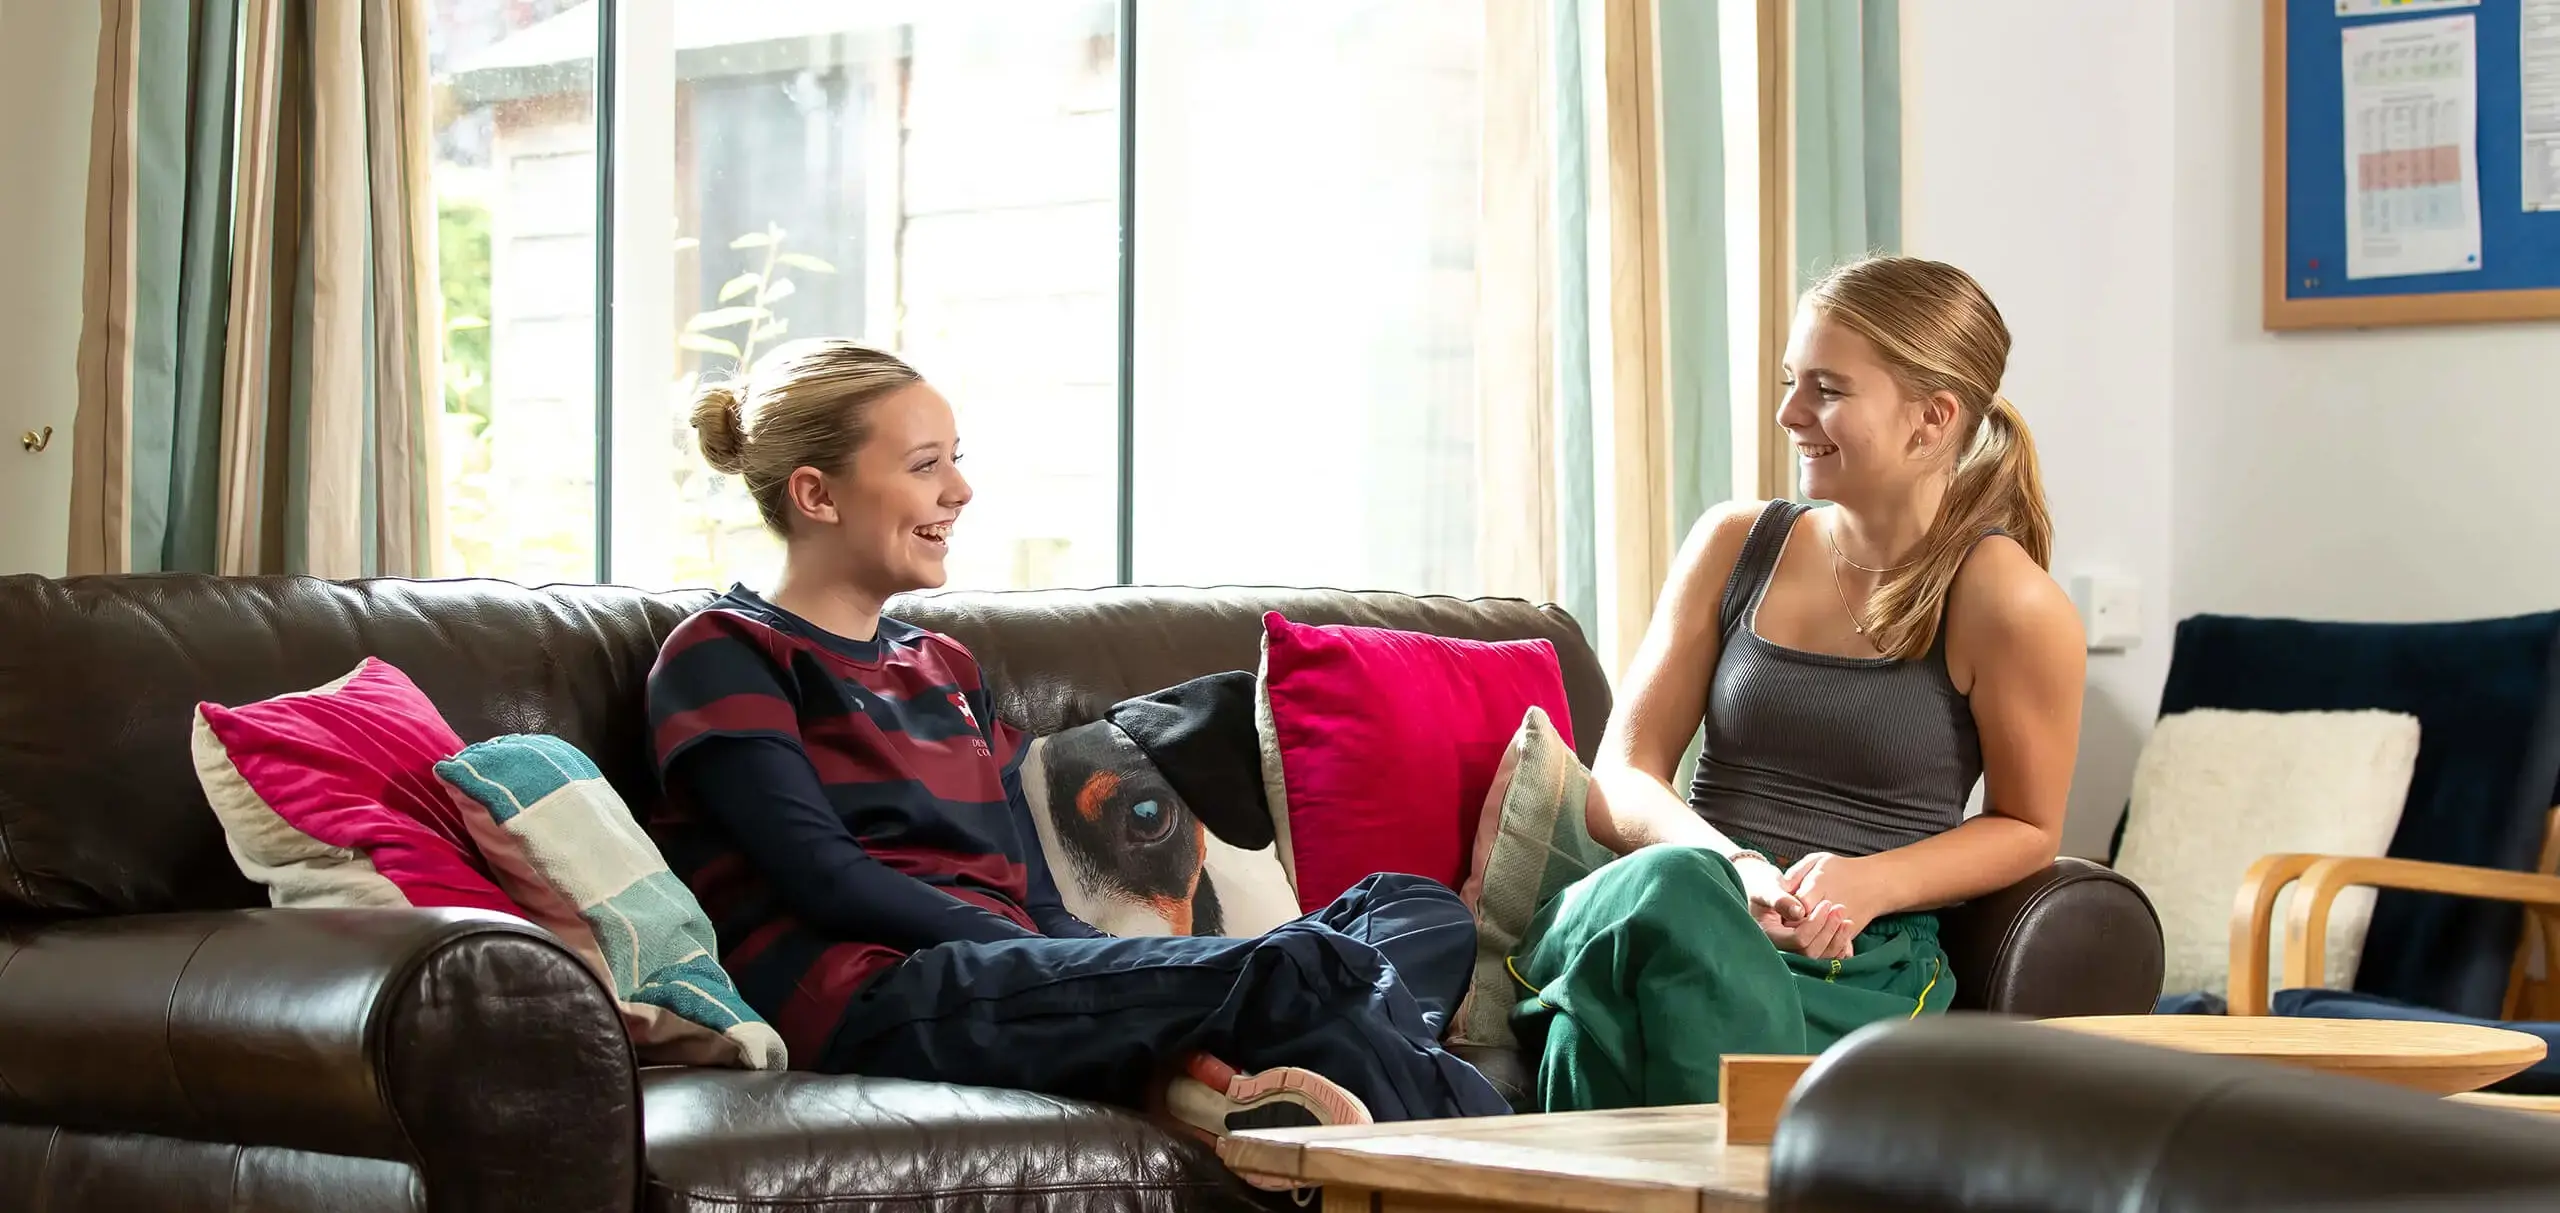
{"left": 2266, "top": 0, "right": 2560, "bottom": 329}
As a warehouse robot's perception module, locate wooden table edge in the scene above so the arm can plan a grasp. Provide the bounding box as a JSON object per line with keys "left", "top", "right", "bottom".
{"left": 1218, "top": 1106, "right": 1766, "bottom": 1213}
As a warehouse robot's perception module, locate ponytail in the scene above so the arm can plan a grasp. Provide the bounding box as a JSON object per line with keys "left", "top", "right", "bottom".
{"left": 1859, "top": 394, "right": 2053, "bottom": 660}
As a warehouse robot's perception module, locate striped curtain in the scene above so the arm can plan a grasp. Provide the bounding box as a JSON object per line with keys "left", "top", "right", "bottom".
{"left": 69, "top": 0, "right": 441, "bottom": 578}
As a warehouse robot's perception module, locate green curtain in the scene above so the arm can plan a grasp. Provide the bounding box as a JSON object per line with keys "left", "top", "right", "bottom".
{"left": 1795, "top": 0, "right": 1902, "bottom": 283}
{"left": 1660, "top": 0, "right": 1735, "bottom": 534}
{"left": 1553, "top": 0, "right": 1599, "bottom": 641}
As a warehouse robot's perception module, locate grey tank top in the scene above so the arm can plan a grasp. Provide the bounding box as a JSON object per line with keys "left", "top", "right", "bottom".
{"left": 1686, "top": 500, "right": 1984, "bottom": 862}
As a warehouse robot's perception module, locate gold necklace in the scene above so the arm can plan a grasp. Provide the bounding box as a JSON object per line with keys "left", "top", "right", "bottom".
{"left": 1827, "top": 548, "right": 1884, "bottom": 651}
{"left": 1822, "top": 513, "right": 1920, "bottom": 575}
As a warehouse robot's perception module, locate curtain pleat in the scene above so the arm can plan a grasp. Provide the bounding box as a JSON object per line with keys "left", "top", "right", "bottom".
{"left": 303, "top": 0, "right": 366, "bottom": 579}
{"left": 1553, "top": 0, "right": 1600, "bottom": 647}
{"left": 362, "top": 0, "right": 441, "bottom": 577}
{"left": 167, "top": 0, "right": 241, "bottom": 574}
{"left": 1795, "top": 0, "right": 1902, "bottom": 281}
{"left": 68, "top": 0, "right": 140, "bottom": 577}
{"left": 219, "top": 0, "right": 286, "bottom": 574}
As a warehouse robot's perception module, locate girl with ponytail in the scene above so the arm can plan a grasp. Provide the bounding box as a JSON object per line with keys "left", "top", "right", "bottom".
{"left": 1512, "top": 257, "right": 2088, "bottom": 1111}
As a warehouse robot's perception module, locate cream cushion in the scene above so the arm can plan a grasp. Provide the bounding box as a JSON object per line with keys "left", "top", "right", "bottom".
{"left": 2116, "top": 708, "right": 2420, "bottom": 998}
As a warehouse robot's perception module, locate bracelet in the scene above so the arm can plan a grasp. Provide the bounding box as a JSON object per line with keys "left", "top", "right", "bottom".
{"left": 1729, "top": 848, "right": 1773, "bottom": 870}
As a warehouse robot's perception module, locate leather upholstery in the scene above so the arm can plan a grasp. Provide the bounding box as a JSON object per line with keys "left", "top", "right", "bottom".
{"left": 0, "top": 908, "right": 638, "bottom": 1213}
{"left": 640, "top": 1070, "right": 1263, "bottom": 1213}
{"left": 1938, "top": 856, "right": 2163, "bottom": 1016}
{"left": 1770, "top": 1015, "right": 2560, "bottom": 1212}
{"left": 0, "top": 1125, "right": 424, "bottom": 1213}
{"left": 0, "top": 571, "right": 2161, "bottom": 1210}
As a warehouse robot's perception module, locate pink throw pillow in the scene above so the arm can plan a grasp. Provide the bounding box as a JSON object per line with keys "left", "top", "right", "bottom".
{"left": 191, "top": 657, "right": 523, "bottom": 915}
{"left": 1256, "top": 612, "right": 1575, "bottom": 913}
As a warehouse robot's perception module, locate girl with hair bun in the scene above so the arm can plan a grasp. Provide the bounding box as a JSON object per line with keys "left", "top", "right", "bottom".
{"left": 643, "top": 340, "right": 1506, "bottom": 1178}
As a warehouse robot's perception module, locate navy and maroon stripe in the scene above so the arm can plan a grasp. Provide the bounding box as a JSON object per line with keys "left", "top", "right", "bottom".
{"left": 646, "top": 586, "right": 1073, "bottom": 1060}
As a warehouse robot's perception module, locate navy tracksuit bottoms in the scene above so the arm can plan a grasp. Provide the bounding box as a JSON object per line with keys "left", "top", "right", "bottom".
{"left": 816, "top": 872, "right": 1511, "bottom": 1121}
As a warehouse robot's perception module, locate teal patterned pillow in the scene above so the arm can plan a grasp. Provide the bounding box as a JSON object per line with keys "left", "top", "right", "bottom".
{"left": 437, "top": 733, "right": 785, "bottom": 1070}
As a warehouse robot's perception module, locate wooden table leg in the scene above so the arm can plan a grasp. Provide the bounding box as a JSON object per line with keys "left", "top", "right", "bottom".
{"left": 1323, "top": 1187, "right": 1376, "bottom": 1212}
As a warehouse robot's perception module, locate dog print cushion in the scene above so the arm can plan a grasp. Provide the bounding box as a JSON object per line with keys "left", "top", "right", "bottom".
{"left": 1019, "top": 673, "right": 1299, "bottom": 938}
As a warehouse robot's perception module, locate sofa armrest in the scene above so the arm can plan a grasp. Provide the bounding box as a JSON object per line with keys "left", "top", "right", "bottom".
{"left": 1937, "top": 857, "right": 2163, "bottom": 1017}
{"left": 0, "top": 908, "right": 639, "bottom": 1213}
{"left": 1769, "top": 1016, "right": 2560, "bottom": 1213}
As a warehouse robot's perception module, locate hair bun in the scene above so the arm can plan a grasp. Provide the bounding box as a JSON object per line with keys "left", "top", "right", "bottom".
{"left": 690, "top": 383, "right": 750, "bottom": 474}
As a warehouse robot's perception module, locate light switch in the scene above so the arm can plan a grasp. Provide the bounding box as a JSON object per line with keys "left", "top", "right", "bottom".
{"left": 2069, "top": 573, "right": 2141, "bottom": 653}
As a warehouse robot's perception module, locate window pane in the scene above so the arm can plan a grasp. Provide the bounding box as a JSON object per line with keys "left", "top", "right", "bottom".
{"left": 613, "top": 0, "right": 1122, "bottom": 594}
{"left": 1132, "top": 3, "right": 1487, "bottom": 595}
{"left": 430, "top": 0, "right": 601, "bottom": 585}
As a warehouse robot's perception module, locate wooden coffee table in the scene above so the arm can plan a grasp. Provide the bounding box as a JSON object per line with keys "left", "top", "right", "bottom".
{"left": 2038, "top": 1014, "right": 2548, "bottom": 1095}
{"left": 1219, "top": 1104, "right": 1762, "bottom": 1212}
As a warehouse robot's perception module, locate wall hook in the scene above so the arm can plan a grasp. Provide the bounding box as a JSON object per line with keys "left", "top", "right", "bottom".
{"left": 19, "top": 426, "right": 52, "bottom": 454}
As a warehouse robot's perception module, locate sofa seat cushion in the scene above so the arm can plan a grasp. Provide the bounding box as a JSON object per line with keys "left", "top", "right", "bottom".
{"left": 640, "top": 1069, "right": 1269, "bottom": 1212}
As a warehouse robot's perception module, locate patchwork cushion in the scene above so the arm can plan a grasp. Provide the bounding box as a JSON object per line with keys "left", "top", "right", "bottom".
{"left": 2117, "top": 708, "right": 2419, "bottom": 998}
{"left": 1449, "top": 706, "right": 1614, "bottom": 1053}
{"left": 1256, "top": 612, "right": 1574, "bottom": 913}
{"left": 1019, "top": 675, "right": 1298, "bottom": 938}
{"left": 439, "top": 733, "right": 785, "bottom": 1070}
{"left": 191, "top": 657, "right": 522, "bottom": 916}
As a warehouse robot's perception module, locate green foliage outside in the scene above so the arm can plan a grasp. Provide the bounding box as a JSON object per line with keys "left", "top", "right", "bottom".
{"left": 438, "top": 196, "right": 493, "bottom": 427}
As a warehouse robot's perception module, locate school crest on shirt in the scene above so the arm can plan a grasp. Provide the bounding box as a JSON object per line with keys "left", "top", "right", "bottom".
{"left": 948, "top": 691, "right": 991, "bottom": 755}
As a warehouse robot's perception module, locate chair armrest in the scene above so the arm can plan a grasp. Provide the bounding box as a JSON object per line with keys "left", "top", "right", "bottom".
{"left": 0, "top": 908, "right": 640, "bottom": 1213}
{"left": 2285, "top": 857, "right": 2560, "bottom": 994}
{"left": 1937, "top": 857, "right": 2164, "bottom": 1017}
{"left": 2227, "top": 853, "right": 2560, "bottom": 1015}
{"left": 2225, "top": 852, "right": 2329, "bottom": 1016}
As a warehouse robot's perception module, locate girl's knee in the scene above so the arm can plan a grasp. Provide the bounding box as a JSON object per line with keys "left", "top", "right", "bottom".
{"left": 1350, "top": 870, "right": 1462, "bottom": 906}
{"left": 1598, "top": 844, "right": 1740, "bottom": 896}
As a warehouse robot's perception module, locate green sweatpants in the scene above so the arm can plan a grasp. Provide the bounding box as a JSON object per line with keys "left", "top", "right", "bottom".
{"left": 1508, "top": 844, "right": 1954, "bottom": 1111}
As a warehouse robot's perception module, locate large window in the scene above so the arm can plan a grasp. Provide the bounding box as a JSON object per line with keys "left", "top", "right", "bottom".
{"left": 430, "top": 0, "right": 1516, "bottom": 596}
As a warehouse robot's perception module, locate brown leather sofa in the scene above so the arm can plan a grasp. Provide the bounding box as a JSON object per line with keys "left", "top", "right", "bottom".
{"left": 0, "top": 573, "right": 2165, "bottom": 1212}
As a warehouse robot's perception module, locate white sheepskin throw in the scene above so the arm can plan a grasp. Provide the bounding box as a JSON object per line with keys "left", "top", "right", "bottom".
{"left": 2116, "top": 708, "right": 2419, "bottom": 999}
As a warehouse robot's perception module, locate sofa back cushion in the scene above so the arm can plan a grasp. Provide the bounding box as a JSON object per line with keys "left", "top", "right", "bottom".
{"left": 0, "top": 575, "right": 710, "bottom": 915}
{"left": 0, "top": 576, "right": 1607, "bottom": 918}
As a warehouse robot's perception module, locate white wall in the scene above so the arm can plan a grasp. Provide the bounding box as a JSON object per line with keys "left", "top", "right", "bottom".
{"left": 2172, "top": 0, "right": 2560, "bottom": 625}
{"left": 0, "top": 1, "right": 95, "bottom": 576}
{"left": 1902, "top": 0, "right": 2180, "bottom": 858}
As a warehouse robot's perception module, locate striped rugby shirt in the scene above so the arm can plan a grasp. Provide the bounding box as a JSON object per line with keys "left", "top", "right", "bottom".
{"left": 646, "top": 585, "right": 1099, "bottom": 1059}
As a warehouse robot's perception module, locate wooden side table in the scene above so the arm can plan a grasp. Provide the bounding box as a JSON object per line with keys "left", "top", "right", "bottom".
{"left": 1221, "top": 1104, "right": 1765, "bottom": 1212}
{"left": 2037, "top": 1014, "right": 2548, "bottom": 1095}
